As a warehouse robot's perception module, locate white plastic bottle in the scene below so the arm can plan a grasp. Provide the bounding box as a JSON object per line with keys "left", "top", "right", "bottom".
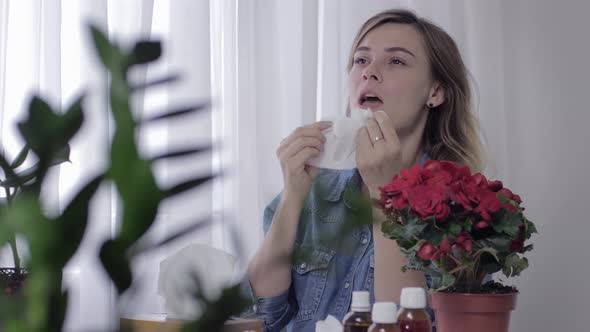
{"left": 343, "top": 291, "right": 372, "bottom": 332}
{"left": 398, "top": 287, "right": 432, "bottom": 332}
{"left": 368, "top": 302, "right": 400, "bottom": 332}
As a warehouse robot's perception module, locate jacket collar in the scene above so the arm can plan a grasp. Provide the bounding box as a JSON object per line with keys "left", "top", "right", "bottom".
{"left": 317, "top": 153, "right": 431, "bottom": 202}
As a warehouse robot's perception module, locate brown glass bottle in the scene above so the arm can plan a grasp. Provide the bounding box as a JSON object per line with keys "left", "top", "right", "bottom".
{"left": 397, "top": 308, "right": 431, "bottom": 332}
{"left": 367, "top": 302, "right": 400, "bottom": 332}
{"left": 398, "top": 287, "right": 432, "bottom": 332}
{"left": 343, "top": 311, "right": 372, "bottom": 332}
{"left": 343, "top": 291, "right": 372, "bottom": 332}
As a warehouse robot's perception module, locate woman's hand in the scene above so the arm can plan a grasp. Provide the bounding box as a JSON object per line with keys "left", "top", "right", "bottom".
{"left": 356, "top": 110, "right": 402, "bottom": 198}
{"left": 276, "top": 121, "right": 332, "bottom": 203}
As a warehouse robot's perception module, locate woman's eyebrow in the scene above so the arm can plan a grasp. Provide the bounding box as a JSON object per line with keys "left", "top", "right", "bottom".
{"left": 356, "top": 46, "right": 416, "bottom": 58}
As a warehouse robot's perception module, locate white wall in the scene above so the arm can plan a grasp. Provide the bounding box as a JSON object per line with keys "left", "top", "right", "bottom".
{"left": 497, "top": 1, "right": 590, "bottom": 331}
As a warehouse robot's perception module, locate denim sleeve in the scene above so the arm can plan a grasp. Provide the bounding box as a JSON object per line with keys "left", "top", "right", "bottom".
{"left": 241, "top": 193, "right": 299, "bottom": 332}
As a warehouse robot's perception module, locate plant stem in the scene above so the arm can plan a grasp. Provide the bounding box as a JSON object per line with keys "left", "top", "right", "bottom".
{"left": 9, "top": 236, "right": 20, "bottom": 270}
{"left": 4, "top": 186, "right": 20, "bottom": 270}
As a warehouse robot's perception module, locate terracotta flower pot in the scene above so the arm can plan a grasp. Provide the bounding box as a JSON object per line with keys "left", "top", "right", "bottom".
{"left": 429, "top": 291, "right": 517, "bottom": 332}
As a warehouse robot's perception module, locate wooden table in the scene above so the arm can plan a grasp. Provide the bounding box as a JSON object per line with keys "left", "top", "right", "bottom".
{"left": 120, "top": 314, "right": 263, "bottom": 332}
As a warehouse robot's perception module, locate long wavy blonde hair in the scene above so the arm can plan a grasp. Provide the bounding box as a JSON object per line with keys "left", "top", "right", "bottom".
{"left": 347, "top": 9, "right": 486, "bottom": 172}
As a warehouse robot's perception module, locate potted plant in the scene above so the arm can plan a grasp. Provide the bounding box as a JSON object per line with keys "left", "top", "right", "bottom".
{"left": 0, "top": 24, "right": 250, "bottom": 331}
{"left": 0, "top": 116, "right": 72, "bottom": 297}
{"left": 377, "top": 160, "right": 537, "bottom": 332}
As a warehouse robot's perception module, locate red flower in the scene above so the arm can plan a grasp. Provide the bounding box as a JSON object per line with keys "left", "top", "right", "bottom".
{"left": 472, "top": 173, "right": 489, "bottom": 188}
{"left": 488, "top": 180, "right": 503, "bottom": 192}
{"left": 510, "top": 239, "right": 522, "bottom": 252}
{"left": 449, "top": 174, "right": 487, "bottom": 211}
{"left": 475, "top": 190, "right": 502, "bottom": 221}
{"left": 380, "top": 164, "right": 426, "bottom": 211}
{"left": 418, "top": 242, "right": 436, "bottom": 260}
{"left": 377, "top": 160, "right": 535, "bottom": 292}
{"left": 502, "top": 202, "right": 518, "bottom": 213}
{"left": 474, "top": 220, "right": 490, "bottom": 229}
{"left": 424, "top": 160, "right": 471, "bottom": 183}
{"left": 497, "top": 188, "right": 522, "bottom": 204}
{"left": 407, "top": 185, "right": 450, "bottom": 221}
{"left": 455, "top": 233, "right": 473, "bottom": 252}
{"left": 439, "top": 236, "right": 451, "bottom": 253}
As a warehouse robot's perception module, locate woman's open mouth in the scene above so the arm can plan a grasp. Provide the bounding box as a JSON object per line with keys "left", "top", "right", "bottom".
{"left": 359, "top": 94, "right": 384, "bottom": 110}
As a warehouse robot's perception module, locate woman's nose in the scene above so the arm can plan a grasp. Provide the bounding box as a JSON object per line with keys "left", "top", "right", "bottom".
{"left": 362, "top": 65, "right": 382, "bottom": 82}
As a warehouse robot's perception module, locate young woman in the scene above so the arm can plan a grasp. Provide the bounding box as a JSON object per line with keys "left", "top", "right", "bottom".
{"left": 246, "top": 8, "right": 485, "bottom": 332}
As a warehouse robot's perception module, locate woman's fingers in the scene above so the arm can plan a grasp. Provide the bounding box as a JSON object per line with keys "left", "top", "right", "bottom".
{"left": 290, "top": 146, "right": 321, "bottom": 171}
{"left": 277, "top": 121, "right": 331, "bottom": 155}
{"left": 374, "top": 110, "right": 400, "bottom": 148}
{"left": 280, "top": 137, "right": 324, "bottom": 159}
{"left": 365, "top": 118, "right": 385, "bottom": 148}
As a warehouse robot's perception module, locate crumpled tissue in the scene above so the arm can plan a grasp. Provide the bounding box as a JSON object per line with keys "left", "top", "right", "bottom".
{"left": 307, "top": 107, "right": 373, "bottom": 170}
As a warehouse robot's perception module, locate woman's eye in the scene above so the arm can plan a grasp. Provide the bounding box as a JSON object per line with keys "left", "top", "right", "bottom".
{"left": 354, "top": 57, "right": 367, "bottom": 65}
{"left": 390, "top": 58, "right": 405, "bottom": 65}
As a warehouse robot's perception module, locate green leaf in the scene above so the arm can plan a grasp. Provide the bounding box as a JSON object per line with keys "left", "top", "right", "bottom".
{"left": 525, "top": 219, "right": 538, "bottom": 239}
{"left": 100, "top": 240, "right": 133, "bottom": 294}
{"left": 48, "top": 289, "right": 69, "bottom": 331}
{"left": 60, "top": 95, "right": 85, "bottom": 144}
{"left": 142, "top": 102, "right": 211, "bottom": 123}
{"left": 502, "top": 253, "right": 529, "bottom": 278}
{"left": 479, "top": 236, "right": 512, "bottom": 253}
{"left": 381, "top": 218, "right": 427, "bottom": 243}
{"left": 422, "top": 225, "right": 444, "bottom": 244}
{"left": 89, "top": 24, "right": 121, "bottom": 70}
{"left": 164, "top": 174, "right": 216, "bottom": 198}
{"left": 492, "top": 210, "right": 521, "bottom": 237}
{"left": 130, "top": 74, "right": 181, "bottom": 92}
{"left": 53, "top": 175, "right": 104, "bottom": 267}
{"left": 1, "top": 145, "right": 68, "bottom": 187}
{"left": 10, "top": 146, "right": 30, "bottom": 169}
{"left": 497, "top": 192, "right": 511, "bottom": 203}
{"left": 180, "top": 283, "right": 250, "bottom": 332}
{"left": 434, "top": 273, "right": 456, "bottom": 291}
{"left": 17, "top": 96, "right": 57, "bottom": 154}
{"left": 1, "top": 165, "right": 38, "bottom": 188}
{"left": 150, "top": 145, "right": 213, "bottom": 162}
{"left": 449, "top": 223, "right": 462, "bottom": 236}
{"left": 50, "top": 145, "right": 71, "bottom": 165}
{"left": 462, "top": 218, "right": 473, "bottom": 232}
{"left": 0, "top": 153, "right": 20, "bottom": 185}
{"left": 18, "top": 95, "right": 83, "bottom": 161}
{"left": 475, "top": 247, "right": 499, "bottom": 262}
{"left": 481, "top": 260, "right": 502, "bottom": 274}
{"left": 129, "top": 40, "right": 162, "bottom": 66}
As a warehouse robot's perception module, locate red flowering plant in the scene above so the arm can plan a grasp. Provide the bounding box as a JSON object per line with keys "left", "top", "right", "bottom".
{"left": 378, "top": 160, "right": 537, "bottom": 293}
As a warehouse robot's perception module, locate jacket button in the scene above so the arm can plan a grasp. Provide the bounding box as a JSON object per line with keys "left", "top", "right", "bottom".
{"left": 344, "top": 282, "right": 350, "bottom": 289}
{"left": 361, "top": 238, "right": 368, "bottom": 244}
{"left": 300, "top": 262, "right": 307, "bottom": 270}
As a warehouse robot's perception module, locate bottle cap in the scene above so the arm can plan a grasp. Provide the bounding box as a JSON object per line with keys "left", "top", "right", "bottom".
{"left": 351, "top": 291, "right": 370, "bottom": 312}
{"left": 400, "top": 287, "right": 427, "bottom": 309}
{"left": 372, "top": 302, "right": 398, "bottom": 324}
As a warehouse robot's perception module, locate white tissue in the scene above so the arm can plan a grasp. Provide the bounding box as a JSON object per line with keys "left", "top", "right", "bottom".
{"left": 315, "top": 315, "right": 344, "bottom": 332}
{"left": 307, "top": 107, "right": 373, "bottom": 170}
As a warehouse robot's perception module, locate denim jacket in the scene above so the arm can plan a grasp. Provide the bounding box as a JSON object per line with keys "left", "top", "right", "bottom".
{"left": 246, "top": 156, "right": 431, "bottom": 332}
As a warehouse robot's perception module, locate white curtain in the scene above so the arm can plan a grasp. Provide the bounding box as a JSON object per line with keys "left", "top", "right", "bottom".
{"left": 2, "top": 0, "right": 589, "bottom": 331}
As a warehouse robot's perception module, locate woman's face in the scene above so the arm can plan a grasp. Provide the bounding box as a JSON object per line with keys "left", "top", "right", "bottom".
{"left": 348, "top": 23, "right": 441, "bottom": 138}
